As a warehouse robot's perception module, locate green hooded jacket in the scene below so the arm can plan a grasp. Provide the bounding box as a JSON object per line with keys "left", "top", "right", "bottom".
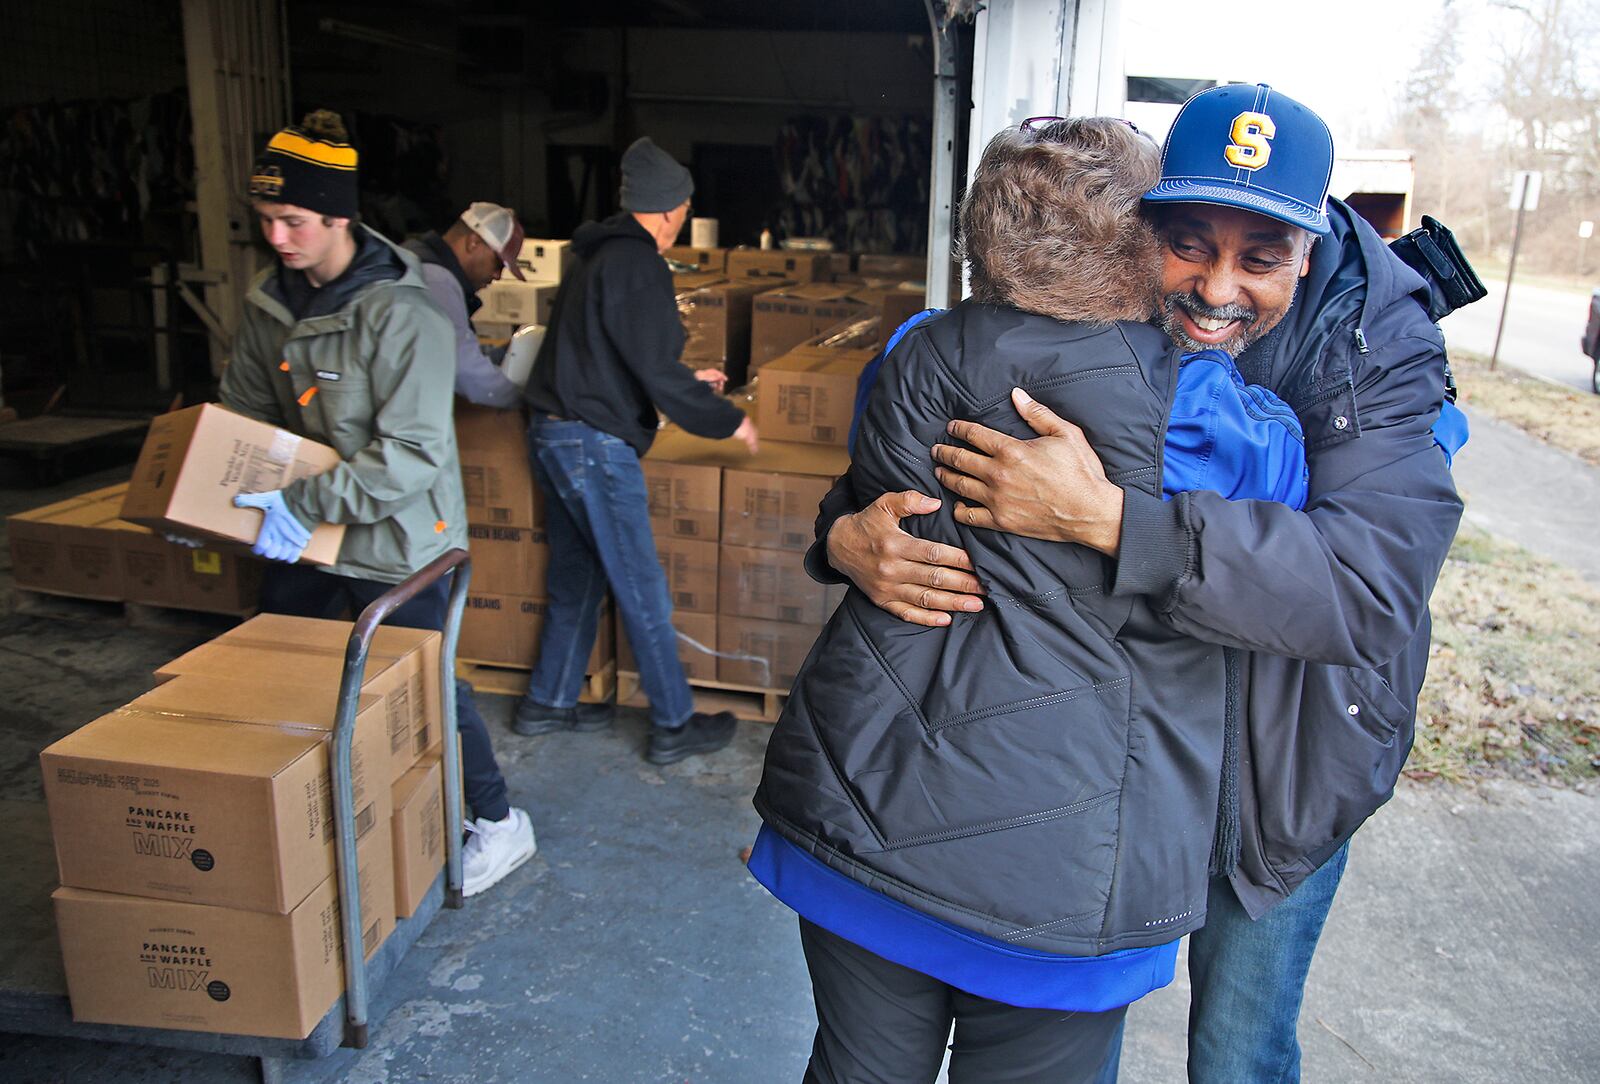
{"left": 219, "top": 225, "right": 469, "bottom": 584}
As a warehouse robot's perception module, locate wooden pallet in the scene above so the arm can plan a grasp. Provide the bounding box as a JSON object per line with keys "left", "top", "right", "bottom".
{"left": 615, "top": 670, "right": 789, "bottom": 724}
{"left": 10, "top": 587, "right": 252, "bottom": 630}
{"left": 456, "top": 657, "right": 617, "bottom": 704}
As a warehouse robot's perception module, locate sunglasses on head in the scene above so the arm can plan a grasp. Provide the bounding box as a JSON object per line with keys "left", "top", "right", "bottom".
{"left": 1019, "top": 116, "right": 1140, "bottom": 135}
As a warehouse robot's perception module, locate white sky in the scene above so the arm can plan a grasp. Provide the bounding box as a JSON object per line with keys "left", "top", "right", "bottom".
{"left": 1121, "top": 0, "right": 1504, "bottom": 149}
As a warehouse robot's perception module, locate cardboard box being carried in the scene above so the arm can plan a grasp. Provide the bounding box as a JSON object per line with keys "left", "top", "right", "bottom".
{"left": 750, "top": 283, "right": 874, "bottom": 371}
{"left": 120, "top": 404, "right": 346, "bottom": 565}
{"left": 718, "top": 614, "right": 830, "bottom": 690}
{"left": 726, "top": 249, "right": 829, "bottom": 283}
{"left": 756, "top": 346, "right": 877, "bottom": 446}
{"left": 54, "top": 851, "right": 387, "bottom": 1039}
{"left": 477, "top": 279, "right": 559, "bottom": 327}
{"left": 455, "top": 403, "right": 541, "bottom": 529}
{"left": 517, "top": 238, "right": 576, "bottom": 282}
{"left": 42, "top": 701, "right": 394, "bottom": 916}
{"left": 392, "top": 752, "right": 444, "bottom": 919}
{"left": 718, "top": 545, "right": 844, "bottom": 625}
{"left": 617, "top": 610, "right": 718, "bottom": 682}
{"left": 458, "top": 593, "right": 615, "bottom": 673}
{"left": 666, "top": 246, "right": 728, "bottom": 273}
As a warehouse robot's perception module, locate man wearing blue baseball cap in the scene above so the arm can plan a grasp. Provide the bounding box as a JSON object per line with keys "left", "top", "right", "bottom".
{"left": 814, "top": 84, "right": 1463, "bottom": 1081}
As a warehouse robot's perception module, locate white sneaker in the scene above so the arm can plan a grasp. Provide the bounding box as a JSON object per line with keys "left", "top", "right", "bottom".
{"left": 461, "top": 808, "right": 537, "bottom": 898}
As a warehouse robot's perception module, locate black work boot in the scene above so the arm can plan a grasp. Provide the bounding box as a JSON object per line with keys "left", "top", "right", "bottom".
{"left": 512, "top": 697, "right": 615, "bottom": 737}
{"left": 647, "top": 711, "right": 738, "bottom": 765}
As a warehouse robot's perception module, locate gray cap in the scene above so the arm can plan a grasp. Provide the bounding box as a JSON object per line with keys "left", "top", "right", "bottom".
{"left": 620, "top": 137, "right": 694, "bottom": 213}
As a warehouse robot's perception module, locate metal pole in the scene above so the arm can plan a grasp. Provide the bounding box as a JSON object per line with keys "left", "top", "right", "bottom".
{"left": 924, "top": 0, "right": 959, "bottom": 307}
{"left": 440, "top": 558, "right": 472, "bottom": 910}
{"left": 1489, "top": 184, "right": 1529, "bottom": 371}
{"left": 334, "top": 548, "right": 470, "bottom": 1049}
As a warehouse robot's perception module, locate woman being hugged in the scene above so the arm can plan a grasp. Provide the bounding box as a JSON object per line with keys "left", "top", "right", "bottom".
{"left": 749, "top": 117, "right": 1308, "bottom": 1083}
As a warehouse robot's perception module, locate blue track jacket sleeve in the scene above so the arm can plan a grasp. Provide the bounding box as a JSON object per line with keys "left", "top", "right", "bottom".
{"left": 1113, "top": 326, "right": 1464, "bottom": 668}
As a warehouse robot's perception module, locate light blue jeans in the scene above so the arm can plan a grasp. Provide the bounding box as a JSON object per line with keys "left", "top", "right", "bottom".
{"left": 1095, "top": 842, "right": 1351, "bottom": 1083}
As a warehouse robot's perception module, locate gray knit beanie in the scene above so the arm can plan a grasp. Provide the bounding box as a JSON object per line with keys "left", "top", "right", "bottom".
{"left": 619, "top": 137, "right": 694, "bottom": 213}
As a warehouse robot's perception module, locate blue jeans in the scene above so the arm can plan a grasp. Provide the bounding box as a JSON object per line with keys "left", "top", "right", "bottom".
{"left": 1094, "top": 842, "right": 1350, "bottom": 1084}
{"left": 525, "top": 418, "right": 693, "bottom": 729}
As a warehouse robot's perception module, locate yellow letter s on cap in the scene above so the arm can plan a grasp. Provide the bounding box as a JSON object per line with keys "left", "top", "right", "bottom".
{"left": 1224, "top": 112, "right": 1276, "bottom": 170}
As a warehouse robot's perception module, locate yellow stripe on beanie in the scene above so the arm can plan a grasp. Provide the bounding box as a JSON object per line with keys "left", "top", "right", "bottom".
{"left": 266, "top": 130, "right": 358, "bottom": 171}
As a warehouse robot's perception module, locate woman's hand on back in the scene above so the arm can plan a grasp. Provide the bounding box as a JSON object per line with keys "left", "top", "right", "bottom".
{"left": 825, "top": 490, "right": 984, "bottom": 627}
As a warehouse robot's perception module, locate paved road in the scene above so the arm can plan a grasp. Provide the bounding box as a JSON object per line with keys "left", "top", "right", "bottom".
{"left": 1440, "top": 278, "right": 1596, "bottom": 393}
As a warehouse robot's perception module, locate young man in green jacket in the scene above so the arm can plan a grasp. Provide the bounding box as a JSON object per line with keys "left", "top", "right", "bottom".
{"left": 220, "top": 110, "right": 535, "bottom": 898}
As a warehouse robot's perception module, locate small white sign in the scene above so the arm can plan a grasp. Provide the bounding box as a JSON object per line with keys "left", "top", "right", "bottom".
{"left": 1581, "top": 220, "right": 1595, "bottom": 239}
{"left": 1509, "top": 170, "right": 1542, "bottom": 211}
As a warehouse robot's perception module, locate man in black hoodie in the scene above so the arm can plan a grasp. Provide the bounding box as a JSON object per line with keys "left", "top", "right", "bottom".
{"left": 519, "top": 137, "right": 759, "bottom": 765}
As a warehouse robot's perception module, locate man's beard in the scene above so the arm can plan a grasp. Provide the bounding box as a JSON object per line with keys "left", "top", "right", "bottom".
{"left": 1158, "top": 292, "right": 1263, "bottom": 357}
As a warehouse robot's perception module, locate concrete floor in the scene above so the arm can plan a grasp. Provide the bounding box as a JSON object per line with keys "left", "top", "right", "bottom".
{"left": 1, "top": 464, "right": 1597, "bottom": 1082}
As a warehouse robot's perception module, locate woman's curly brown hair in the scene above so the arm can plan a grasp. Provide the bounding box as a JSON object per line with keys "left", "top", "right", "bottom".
{"left": 958, "top": 118, "right": 1162, "bottom": 325}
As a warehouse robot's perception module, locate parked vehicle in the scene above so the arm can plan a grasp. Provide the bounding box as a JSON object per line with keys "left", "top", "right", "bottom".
{"left": 1584, "top": 287, "right": 1600, "bottom": 394}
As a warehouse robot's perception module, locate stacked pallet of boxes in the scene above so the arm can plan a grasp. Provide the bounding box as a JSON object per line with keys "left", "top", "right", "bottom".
{"left": 8, "top": 480, "right": 262, "bottom": 615}
{"left": 454, "top": 404, "right": 614, "bottom": 689}
{"left": 673, "top": 270, "right": 781, "bottom": 388}
{"left": 630, "top": 422, "right": 851, "bottom": 705}
{"left": 40, "top": 608, "right": 448, "bottom": 1038}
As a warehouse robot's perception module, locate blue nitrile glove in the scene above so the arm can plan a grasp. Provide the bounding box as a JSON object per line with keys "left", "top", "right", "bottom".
{"left": 233, "top": 490, "right": 314, "bottom": 563}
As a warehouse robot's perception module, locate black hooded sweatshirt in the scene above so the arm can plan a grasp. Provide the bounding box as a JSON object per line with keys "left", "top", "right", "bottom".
{"left": 523, "top": 213, "right": 744, "bottom": 454}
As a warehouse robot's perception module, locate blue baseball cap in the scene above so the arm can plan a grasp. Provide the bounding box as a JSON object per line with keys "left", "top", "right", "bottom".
{"left": 1144, "top": 83, "right": 1333, "bottom": 235}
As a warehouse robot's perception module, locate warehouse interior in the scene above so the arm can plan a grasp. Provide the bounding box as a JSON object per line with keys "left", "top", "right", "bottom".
{"left": 0, "top": 1, "right": 1006, "bottom": 1080}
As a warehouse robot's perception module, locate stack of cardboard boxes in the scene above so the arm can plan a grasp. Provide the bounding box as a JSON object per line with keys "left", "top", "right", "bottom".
{"left": 453, "top": 403, "right": 614, "bottom": 677}
{"left": 629, "top": 425, "right": 851, "bottom": 692}
{"left": 472, "top": 237, "right": 573, "bottom": 340}
{"left": 41, "top": 613, "right": 448, "bottom": 1040}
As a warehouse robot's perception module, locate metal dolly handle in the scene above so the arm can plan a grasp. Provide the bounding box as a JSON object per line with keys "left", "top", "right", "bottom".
{"left": 331, "top": 548, "right": 471, "bottom": 1049}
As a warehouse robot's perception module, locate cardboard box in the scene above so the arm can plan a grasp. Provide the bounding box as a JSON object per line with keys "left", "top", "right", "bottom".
{"left": 126, "top": 676, "right": 393, "bottom": 831}
{"left": 726, "top": 249, "right": 829, "bottom": 283}
{"left": 467, "top": 522, "right": 549, "bottom": 598}
{"left": 477, "top": 279, "right": 559, "bottom": 327}
{"left": 827, "top": 252, "right": 854, "bottom": 279}
{"left": 656, "top": 537, "right": 718, "bottom": 614}
{"left": 649, "top": 424, "right": 850, "bottom": 479}
{"left": 517, "top": 238, "right": 575, "bottom": 282}
{"left": 8, "top": 501, "right": 125, "bottom": 599}
{"left": 666, "top": 246, "right": 728, "bottom": 273}
{"left": 458, "top": 593, "right": 614, "bottom": 672}
{"left": 54, "top": 844, "right": 389, "bottom": 1040}
{"left": 750, "top": 283, "right": 874, "bottom": 371}
{"left": 876, "top": 285, "right": 929, "bottom": 346}
{"left": 757, "top": 346, "right": 877, "bottom": 446}
{"left": 857, "top": 253, "right": 926, "bottom": 280}
{"left": 212, "top": 614, "right": 444, "bottom": 772}
{"left": 120, "top": 404, "right": 346, "bottom": 566}
{"left": 455, "top": 403, "right": 541, "bottom": 529}
{"left": 640, "top": 457, "right": 721, "bottom": 542}
{"left": 718, "top": 545, "right": 842, "bottom": 624}
{"left": 392, "top": 752, "right": 444, "bottom": 919}
{"left": 676, "top": 277, "right": 776, "bottom": 386}
{"left": 42, "top": 706, "right": 394, "bottom": 915}
{"left": 155, "top": 642, "right": 432, "bottom": 786}
{"left": 722, "top": 467, "right": 838, "bottom": 552}
{"left": 109, "top": 526, "right": 263, "bottom": 614}
{"left": 617, "top": 610, "right": 718, "bottom": 682}
{"left": 718, "top": 615, "right": 827, "bottom": 690}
